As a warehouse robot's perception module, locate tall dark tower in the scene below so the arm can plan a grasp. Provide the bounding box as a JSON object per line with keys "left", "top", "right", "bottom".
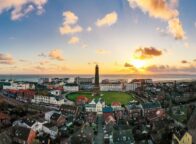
{"left": 93, "top": 65, "right": 100, "bottom": 96}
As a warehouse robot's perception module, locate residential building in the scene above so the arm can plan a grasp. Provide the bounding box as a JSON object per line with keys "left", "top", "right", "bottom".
{"left": 172, "top": 128, "right": 192, "bottom": 144}
{"left": 12, "top": 126, "right": 36, "bottom": 144}
{"left": 63, "top": 83, "right": 79, "bottom": 92}
{"left": 42, "top": 123, "right": 58, "bottom": 139}
{"left": 85, "top": 98, "right": 105, "bottom": 114}
{"left": 31, "top": 95, "right": 64, "bottom": 105}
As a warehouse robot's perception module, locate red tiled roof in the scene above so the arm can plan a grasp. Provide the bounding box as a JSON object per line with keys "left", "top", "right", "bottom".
{"left": 0, "top": 112, "right": 10, "bottom": 120}
{"left": 76, "top": 96, "right": 89, "bottom": 102}
{"left": 111, "top": 102, "right": 121, "bottom": 106}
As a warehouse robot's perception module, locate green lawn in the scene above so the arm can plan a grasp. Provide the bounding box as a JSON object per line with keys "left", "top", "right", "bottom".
{"left": 66, "top": 91, "right": 135, "bottom": 105}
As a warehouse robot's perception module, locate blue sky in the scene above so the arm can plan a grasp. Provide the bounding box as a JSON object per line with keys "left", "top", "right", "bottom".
{"left": 0, "top": 0, "right": 196, "bottom": 74}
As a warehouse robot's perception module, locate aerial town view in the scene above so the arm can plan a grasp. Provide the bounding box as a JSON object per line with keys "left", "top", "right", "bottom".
{"left": 0, "top": 0, "right": 196, "bottom": 144}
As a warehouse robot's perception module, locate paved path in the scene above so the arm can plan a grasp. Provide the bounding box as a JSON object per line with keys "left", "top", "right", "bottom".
{"left": 95, "top": 114, "right": 104, "bottom": 144}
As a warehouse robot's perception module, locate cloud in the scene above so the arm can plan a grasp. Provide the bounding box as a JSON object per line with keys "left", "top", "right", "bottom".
{"left": 128, "top": 0, "right": 185, "bottom": 40}
{"left": 134, "top": 47, "right": 162, "bottom": 59}
{"left": 96, "top": 49, "right": 110, "bottom": 54}
{"left": 145, "top": 64, "right": 196, "bottom": 74}
{"left": 168, "top": 18, "right": 185, "bottom": 40}
{"left": 0, "top": 53, "right": 15, "bottom": 64}
{"left": 96, "top": 11, "right": 118, "bottom": 27}
{"left": 59, "top": 11, "right": 83, "bottom": 35}
{"left": 0, "top": 0, "right": 47, "bottom": 20}
{"left": 124, "top": 62, "right": 134, "bottom": 68}
{"left": 87, "top": 27, "right": 92, "bottom": 32}
{"left": 48, "top": 49, "right": 64, "bottom": 61}
{"left": 39, "top": 60, "right": 49, "bottom": 65}
{"left": 181, "top": 60, "right": 188, "bottom": 64}
{"left": 68, "top": 36, "right": 80, "bottom": 45}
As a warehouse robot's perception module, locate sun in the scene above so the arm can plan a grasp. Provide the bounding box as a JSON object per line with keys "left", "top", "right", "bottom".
{"left": 132, "top": 59, "right": 146, "bottom": 69}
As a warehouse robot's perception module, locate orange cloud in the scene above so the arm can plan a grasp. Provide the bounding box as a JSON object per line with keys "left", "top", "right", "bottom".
{"left": 134, "top": 47, "right": 162, "bottom": 59}
{"left": 0, "top": 53, "right": 15, "bottom": 64}
{"left": 168, "top": 18, "right": 185, "bottom": 40}
{"left": 128, "top": 0, "right": 185, "bottom": 40}
{"left": 49, "top": 49, "right": 64, "bottom": 61}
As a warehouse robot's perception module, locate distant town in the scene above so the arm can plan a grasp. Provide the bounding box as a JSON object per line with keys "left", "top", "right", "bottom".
{"left": 0, "top": 65, "right": 196, "bottom": 144}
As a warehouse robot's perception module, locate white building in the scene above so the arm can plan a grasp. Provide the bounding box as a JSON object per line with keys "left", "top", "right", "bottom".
{"left": 100, "top": 83, "right": 122, "bottom": 91}
{"left": 63, "top": 83, "right": 79, "bottom": 92}
{"left": 125, "top": 82, "right": 141, "bottom": 91}
{"left": 85, "top": 98, "right": 105, "bottom": 114}
{"left": 42, "top": 123, "right": 58, "bottom": 139}
{"left": 13, "top": 118, "right": 47, "bottom": 132}
{"left": 50, "top": 90, "right": 61, "bottom": 96}
{"left": 3, "top": 82, "right": 35, "bottom": 90}
{"left": 32, "top": 95, "right": 64, "bottom": 105}
{"left": 45, "top": 111, "right": 61, "bottom": 122}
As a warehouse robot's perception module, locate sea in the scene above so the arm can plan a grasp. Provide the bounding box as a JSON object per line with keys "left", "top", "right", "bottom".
{"left": 1, "top": 74, "right": 196, "bottom": 82}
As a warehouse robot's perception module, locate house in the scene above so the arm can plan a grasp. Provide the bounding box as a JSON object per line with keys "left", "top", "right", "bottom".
{"left": 0, "top": 112, "right": 11, "bottom": 127}
{"left": 42, "top": 123, "right": 58, "bottom": 139}
{"left": 103, "top": 106, "right": 113, "bottom": 120}
{"left": 60, "top": 104, "right": 79, "bottom": 117}
{"left": 126, "top": 104, "right": 143, "bottom": 119}
{"left": 112, "top": 129, "right": 134, "bottom": 144}
{"left": 125, "top": 82, "right": 141, "bottom": 91}
{"left": 76, "top": 95, "right": 89, "bottom": 105}
{"left": 85, "top": 98, "right": 105, "bottom": 114}
{"left": 50, "top": 112, "right": 66, "bottom": 126}
{"left": 13, "top": 118, "right": 45, "bottom": 132}
{"left": 172, "top": 128, "right": 192, "bottom": 144}
{"left": 63, "top": 83, "right": 79, "bottom": 92}
{"left": 70, "top": 126, "right": 94, "bottom": 144}
{"left": 105, "top": 115, "right": 116, "bottom": 125}
{"left": 50, "top": 89, "right": 61, "bottom": 96}
{"left": 74, "top": 77, "right": 94, "bottom": 90}
{"left": 3, "top": 82, "right": 35, "bottom": 90}
{"left": 111, "top": 102, "right": 121, "bottom": 110}
{"left": 142, "top": 101, "right": 162, "bottom": 116}
{"left": 85, "top": 112, "right": 97, "bottom": 124}
{"left": 32, "top": 95, "right": 64, "bottom": 105}
{"left": 100, "top": 81, "right": 122, "bottom": 91}
{"left": 16, "top": 90, "right": 35, "bottom": 103}
{"left": 12, "top": 126, "right": 36, "bottom": 144}
{"left": 0, "top": 131, "right": 12, "bottom": 144}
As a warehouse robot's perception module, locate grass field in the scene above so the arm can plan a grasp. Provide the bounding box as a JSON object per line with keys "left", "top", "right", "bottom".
{"left": 66, "top": 91, "right": 135, "bottom": 105}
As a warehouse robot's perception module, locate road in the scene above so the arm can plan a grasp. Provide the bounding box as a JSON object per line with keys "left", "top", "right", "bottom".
{"left": 95, "top": 114, "right": 104, "bottom": 144}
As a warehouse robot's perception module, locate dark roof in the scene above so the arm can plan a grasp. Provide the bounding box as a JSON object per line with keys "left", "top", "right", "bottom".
{"left": 12, "top": 126, "right": 32, "bottom": 141}
{"left": 50, "top": 113, "right": 61, "bottom": 121}
{"left": 70, "top": 127, "right": 94, "bottom": 144}
{"left": 173, "top": 127, "right": 187, "bottom": 140}
{"left": 142, "top": 102, "right": 161, "bottom": 109}
{"left": 22, "top": 118, "right": 36, "bottom": 127}
{"left": 113, "top": 129, "right": 134, "bottom": 143}
{"left": 103, "top": 107, "right": 113, "bottom": 113}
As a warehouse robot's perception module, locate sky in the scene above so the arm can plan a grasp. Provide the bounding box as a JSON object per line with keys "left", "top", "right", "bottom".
{"left": 0, "top": 0, "right": 196, "bottom": 75}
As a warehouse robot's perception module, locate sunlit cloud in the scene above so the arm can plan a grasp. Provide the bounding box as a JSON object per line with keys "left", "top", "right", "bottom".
{"left": 48, "top": 49, "right": 64, "bottom": 61}
{"left": 59, "top": 11, "right": 83, "bottom": 35}
{"left": 181, "top": 60, "right": 189, "bottom": 64}
{"left": 68, "top": 36, "right": 80, "bottom": 45}
{"left": 96, "top": 11, "right": 118, "bottom": 27}
{"left": 0, "top": 0, "right": 47, "bottom": 20}
{"left": 128, "top": 0, "right": 186, "bottom": 40}
{"left": 0, "top": 53, "right": 15, "bottom": 64}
